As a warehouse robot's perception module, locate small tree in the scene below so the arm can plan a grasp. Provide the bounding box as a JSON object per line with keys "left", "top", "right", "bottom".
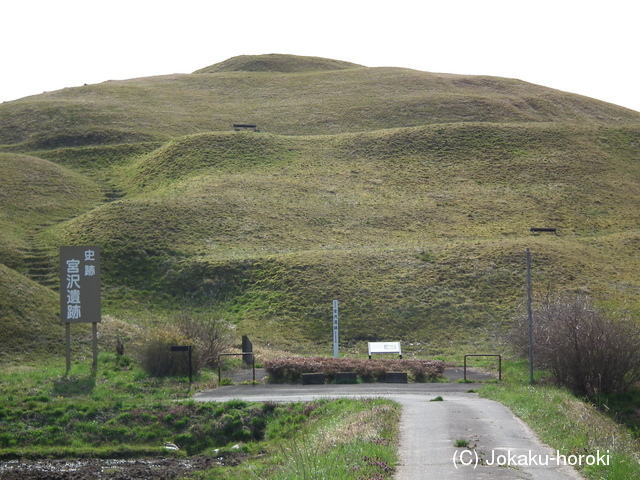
{"left": 174, "top": 311, "right": 232, "bottom": 369}
{"left": 137, "top": 312, "right": 231, "bottom": 377}
{"left": 138, "top": 327, "right": 193, "bottom": 377}
{"left": 510, "top": 296, "right": 640, "bottom": 395}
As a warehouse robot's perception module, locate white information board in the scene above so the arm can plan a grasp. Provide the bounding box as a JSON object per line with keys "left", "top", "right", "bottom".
{"left": 368, "top": 341, "right": 402, "bottom": 358}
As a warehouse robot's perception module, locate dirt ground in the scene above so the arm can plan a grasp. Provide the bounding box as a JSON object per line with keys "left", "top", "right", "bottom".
{"left": 0, "top": 454, "right": 246, "bottom": 480}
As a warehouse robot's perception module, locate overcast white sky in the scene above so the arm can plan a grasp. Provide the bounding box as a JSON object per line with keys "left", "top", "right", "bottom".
{"left": 2, "top": 0, "right": 639, "bottom": 112}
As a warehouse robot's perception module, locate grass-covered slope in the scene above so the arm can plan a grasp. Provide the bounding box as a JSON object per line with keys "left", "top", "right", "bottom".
{"left": 194, "top": 53, "right": 363, "bottom": 73}
{"left": 0, "top": 152, "right": 104, "bottom": 271}
{"left": 38, "top": 123, "right": 640, "bottom": 352}
{"left": 1, "top": 54, "right": 639, "bottom": 355}
{"left": 73, "top": 124, "right": 640, "bottom": 245}
{"left": 2, "top": 55, "right": 640, "bottom": 150}
{"left": 0, "top": 264, "right": 61, "bottom": 356}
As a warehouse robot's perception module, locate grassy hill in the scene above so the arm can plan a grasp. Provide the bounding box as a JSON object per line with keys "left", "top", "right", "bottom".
{"left": 0, "top": 263, "right": 61, "bottom": 355}
{"left": 1, "top": 54, "right": 639, "bottom": 356}
{"left": 2, "top": 54, "right": 639, "bottom": 149}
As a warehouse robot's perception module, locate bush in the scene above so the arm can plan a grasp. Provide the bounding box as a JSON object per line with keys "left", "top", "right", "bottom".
{"left": 173, "top": 311, "right": 232, "bottom": 369}
{"left": 137, "top": 311, "right": 232, "bottom": 377}
{"left": 510, "top": 296, "right": 640, "bottom": 395}
{"left": 137, "top": 327, "right": 194, "bottom": 377}
{"left": 263, "top": 356, "right": 445, "bottom": 383}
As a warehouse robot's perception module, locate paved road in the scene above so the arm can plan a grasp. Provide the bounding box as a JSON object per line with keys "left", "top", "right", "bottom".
{"left": 194, "top": 383, "right": 584, "bottom": 479}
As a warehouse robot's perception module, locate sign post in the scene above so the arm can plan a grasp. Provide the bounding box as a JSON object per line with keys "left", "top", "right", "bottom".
{"left": 60, "top": 246, "right": 101, "bottom": 374}
{"left": 333, "top": 300, "right": 339, "bottom": 358}
{"left": 526, "top": 248, "right": 534, "bottom": 385}
{"left": 170, "top": 346, "right": 193, "bottom": 387}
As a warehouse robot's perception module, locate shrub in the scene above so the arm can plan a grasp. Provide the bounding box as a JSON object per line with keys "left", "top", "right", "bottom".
{"left": 263, "top": 356, "right": 445, "bottom": 383}
{"left": 173, "top": 311, "right": 232, "bottom": 369}
{"left": 136, "top": 311, "right": 232, "bottom": 377}
{"left": 137, "top": 327, "right": 194, "bottom": 377}
{"left": 510, "top": 295, "right": 640, "bottom": 395}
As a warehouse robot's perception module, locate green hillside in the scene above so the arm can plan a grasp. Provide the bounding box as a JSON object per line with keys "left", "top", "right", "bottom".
{"left": 0, "top": 264, "right": 61, "bottom": 355}
{"left": 0, "top": 152, "right": 104, "bottom": 273}
{"left": 194, "top": 53, "right": 363, "bottom": 73}
{"left": 1, "top": 54, "right": 639, "bottom": 355}
{"left": 2, "top": 54, "right": 639, "bottom": 149}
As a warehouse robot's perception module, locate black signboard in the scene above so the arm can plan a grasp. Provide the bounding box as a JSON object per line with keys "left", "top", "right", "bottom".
{"left": 59, "top": 246, "right": 101, "bottom": 324}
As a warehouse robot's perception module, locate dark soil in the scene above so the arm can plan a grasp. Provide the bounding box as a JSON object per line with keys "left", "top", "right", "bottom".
{"left": 0, "top": 454, "right": 246, "bottom": 480}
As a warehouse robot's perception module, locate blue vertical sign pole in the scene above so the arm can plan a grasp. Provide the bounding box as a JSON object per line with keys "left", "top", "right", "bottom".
{"left": 333, "top": 300, "right": 339, "bottom": 358}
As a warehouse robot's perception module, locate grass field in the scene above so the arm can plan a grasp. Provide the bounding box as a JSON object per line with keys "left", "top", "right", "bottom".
{"left": 1, "top": 353, "right": 639, "bottom": 479}
{"left": 0, "top": 354, "right": 400, "bottom": 479}
{"left": 481, "top": 361, "right": 640, "bottom": 480}
{"left": 1, "top": 53, "right": 639, "bottom": 356}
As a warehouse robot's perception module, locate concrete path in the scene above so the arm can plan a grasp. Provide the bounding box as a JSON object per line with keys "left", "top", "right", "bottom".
{"left": 395, "top": 391, "right": 584, "bottom": 480}
{"left": 194, "top": 383, "right": 584, "bottom": 479}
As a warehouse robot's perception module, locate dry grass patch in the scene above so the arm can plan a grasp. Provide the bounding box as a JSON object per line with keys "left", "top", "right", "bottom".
{"left": 324, "top": 403, "right": 398, "bottom": 446}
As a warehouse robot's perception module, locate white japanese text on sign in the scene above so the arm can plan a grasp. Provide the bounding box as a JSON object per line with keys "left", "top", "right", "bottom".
{"left": 59, "top": 246, "right": 101, "bottom": 323}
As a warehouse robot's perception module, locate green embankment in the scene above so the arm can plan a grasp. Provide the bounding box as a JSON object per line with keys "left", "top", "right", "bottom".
{"left": 0, "top": 54, "right": 638, "bottom": 354}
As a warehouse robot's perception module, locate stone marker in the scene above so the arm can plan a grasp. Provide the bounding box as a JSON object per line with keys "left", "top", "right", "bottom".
{"left": 301, "top": 373, "right": 325, "bottom": 385}
{"left": 386, "top": 372, "right": 408, "bottom": 383}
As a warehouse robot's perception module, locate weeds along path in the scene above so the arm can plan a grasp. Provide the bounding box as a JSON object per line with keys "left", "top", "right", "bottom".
{"left": 194, "top": 383, "right": 584, "bottom": 480}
